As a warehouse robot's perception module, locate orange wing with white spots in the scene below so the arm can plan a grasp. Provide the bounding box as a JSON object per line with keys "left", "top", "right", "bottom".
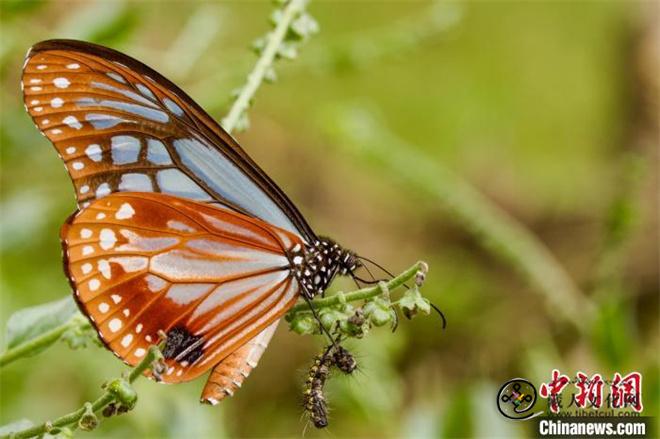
{"left": 22, "top": 39, "right": 316, "bottom": 241}
{"left": 61, "top": 192, "right": 303, "bottom": 383}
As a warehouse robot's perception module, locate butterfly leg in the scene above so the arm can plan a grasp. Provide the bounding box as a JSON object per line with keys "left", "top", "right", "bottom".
{"left": 200, "top": 320, "right": 280, "bottom": 405}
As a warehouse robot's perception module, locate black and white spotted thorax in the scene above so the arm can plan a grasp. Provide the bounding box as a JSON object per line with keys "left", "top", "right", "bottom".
{"left": 288, "top": 237, "right": 359, "bottom": 299}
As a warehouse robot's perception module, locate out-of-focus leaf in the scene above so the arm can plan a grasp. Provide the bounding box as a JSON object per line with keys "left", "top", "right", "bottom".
{"left": 5, "top": 296, "right": 78, "bottom": 351}
{"left": 56, "top": 2, "right": 139, "bottom": 46}
{"left": 591, "top": 294, "right": 637, "bottom": 370}
{"left": 0, "top": 0, "right": 45, "bottom": 18}
{"left": 0, "top": 419, "right": 34, "bottom": 436}
{"left": 441, "top": 386, "right": 473, "bottom": 438}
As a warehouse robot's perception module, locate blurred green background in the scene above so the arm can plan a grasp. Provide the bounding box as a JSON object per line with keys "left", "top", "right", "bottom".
{"left": 1, "top": 1, "right": 658, "bottom": 437}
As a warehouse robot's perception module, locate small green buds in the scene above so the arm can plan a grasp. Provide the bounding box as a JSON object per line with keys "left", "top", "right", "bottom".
{"left": 399, "top": 285, "right": 431, "bottom": 319}
{"left": 106, "top": 378, "right": 137, "bottom": 411}
{"left": 290, "top": 313, "right": 317, "bottom": 335}
{"left": 364, "top": 297, "right": 393, "bottom": 327}
{"left": 78, "top": 402, "right": 99, "bottom": 431}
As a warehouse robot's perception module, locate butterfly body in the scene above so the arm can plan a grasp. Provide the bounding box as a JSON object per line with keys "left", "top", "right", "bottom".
{"left": 293, "top": 238, "right": 358, "bottom": 298}
{"left": 22, "top": 39, "right": 364, "bottom": 403}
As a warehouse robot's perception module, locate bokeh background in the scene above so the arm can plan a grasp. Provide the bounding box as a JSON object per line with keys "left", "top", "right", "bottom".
{"left": 1, "top": 1, "right": 658, "bottom": 437}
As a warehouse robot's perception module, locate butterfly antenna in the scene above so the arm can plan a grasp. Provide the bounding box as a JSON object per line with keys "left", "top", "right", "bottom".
{"left": 351, "top": 274, "right": 380, "bottom": 285}
{"left": 362, "top": 261, "right": 377, "bottom": 283}
{"left": 358, "top": 255, "right": 396, "bottom": 279}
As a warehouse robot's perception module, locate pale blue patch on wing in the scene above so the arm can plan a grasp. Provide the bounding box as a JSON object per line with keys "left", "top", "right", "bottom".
{"left": 91, "top": 81, "right": 158, "bottom": 109}
{"left": 136, "top": 84, "right": 157, "bottom": 102}
{"left": 163, "top": 98, "right": 184, "bottom": 117}
{"left": 118, "top": 173, "right": 153, "bottom": 192}
{"left": 106, "top": 72, "right": 127, "bottom": 84}
{"left": 77, "top": 98, "right": 168, "bottom": 124}
{"left": 172, "top": 137, "right": 298, "bottom": 235}
{"left": 156, "top": 169, "right": 212, "bottom": 201}
{"left": 146, "top": 139, "right": 172, "bottom": 165}
{"left": 111, "top": 136, "right": 141, "bottom": 165}
{"left": 85, "top": 113, "right": 125, "bottom": 129}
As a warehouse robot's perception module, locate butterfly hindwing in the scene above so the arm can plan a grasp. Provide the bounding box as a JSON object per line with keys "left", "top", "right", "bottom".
{"left": 23, "top": 39, "right": 316, "bottom": 241}
{"left": 61, "top": 192, "right": 302, "bottom": 383}
{"left": 201, "top": 321, "right": 280, "bottom": 404}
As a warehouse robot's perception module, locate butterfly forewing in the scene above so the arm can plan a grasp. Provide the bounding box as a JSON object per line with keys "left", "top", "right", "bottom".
{"left": 23, "top": 39, "right": 316, "bottom": 241}
{"left": 61, "top": 192, "right": 302, "bottom": 382}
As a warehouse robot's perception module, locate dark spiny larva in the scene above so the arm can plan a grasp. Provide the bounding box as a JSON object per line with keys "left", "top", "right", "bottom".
{"left": 332, "top": 346, "right": 357, "bottom": 374}
{"left": 303, "top": 350, "right": 333, "bottom": 428}
{"left": 303, "top": 344, "right": 358, "bottom": 428}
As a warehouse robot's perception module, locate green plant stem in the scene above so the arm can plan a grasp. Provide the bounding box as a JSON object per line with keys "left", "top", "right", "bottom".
{"left": 325, "top": 107, "right": 595, "bottom": 331}
{"left": 288, "top": 261, "right": 423, "bottom": 315}
{"left": 221, "top": 0, "right": 309, "bottom": 133}
{"left": 0, "top": 314, "right": 88, "bottom": 368}
{"left": 6, "top": 346, "right": 162, "bottom": 439}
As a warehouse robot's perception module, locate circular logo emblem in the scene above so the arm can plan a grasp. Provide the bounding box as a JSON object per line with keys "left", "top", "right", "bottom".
{"left": 497, "top": 378, "right": 538, "bottom": 420}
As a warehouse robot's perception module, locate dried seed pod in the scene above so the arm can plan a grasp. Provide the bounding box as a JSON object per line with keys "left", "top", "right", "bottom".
{"left": 102, "top": 403, "right": 117, "bottom": 418}
{"left": 347, "top": 308, "right": 365, "bottom": 327}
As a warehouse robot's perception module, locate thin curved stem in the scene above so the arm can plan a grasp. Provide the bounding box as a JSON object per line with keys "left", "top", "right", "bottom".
{"left": 288, "top": 261, "right": 423, "bottom": 315}
{"left": 6, "top": 346, "right": 162, "bottom": 439}
{"left": 221, "top": 0, "right": 309, "bottom": 133}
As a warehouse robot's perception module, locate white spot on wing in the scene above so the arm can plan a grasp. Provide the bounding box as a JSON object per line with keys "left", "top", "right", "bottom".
{"left": 115, "top": 203, "right": 135, "bottom": 219}
{"left": 98, "top": 259, "right": 111, "bottom": 279}
{"left": 109, "top": 318, "right": 122, "bottom": 332}
{"left": 51, "top": 97, "right": 64, "bottom": 108}
{"left": 98, "top": 302, "right": 109, "bottom": 313}
{"left": 89, "top": 278, "right": 100, "bottom": 291}
{"left": 96, "top": 183, "right": 111, "bottom": 198}
{"left": 66, "top": 63, "right": 80, "bottom": 69}
{"left": 53, "top": 77, "right": 70, "bottom": 88}
{"left": 100, "top": 228, "right": 117, "bottom": 250}
{"left": 63, "top": 115, "right": 82, "bottom": 130}
{"left": 85, "top": 144, "right": 102, "bottom": 162}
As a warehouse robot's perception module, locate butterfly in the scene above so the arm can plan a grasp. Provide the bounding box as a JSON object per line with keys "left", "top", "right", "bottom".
{"left": 21, "top": 39, "right": 366, "bottom": 405}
